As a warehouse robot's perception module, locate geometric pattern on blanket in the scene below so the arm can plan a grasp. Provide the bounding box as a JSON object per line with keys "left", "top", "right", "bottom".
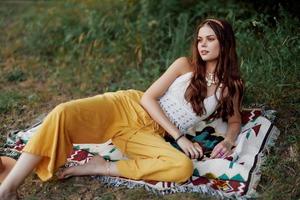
{"left": 0, "top": 108, "right": 280, "bottom": 199}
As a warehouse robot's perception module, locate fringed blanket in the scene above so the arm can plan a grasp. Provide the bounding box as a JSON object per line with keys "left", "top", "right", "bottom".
{"left": 0, "top": 108, "right": 279, "bottom": 199}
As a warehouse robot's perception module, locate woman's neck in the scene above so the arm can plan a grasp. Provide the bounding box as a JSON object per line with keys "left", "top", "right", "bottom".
{"left": 205, "top": 60, "right": 217, "bottom": 74}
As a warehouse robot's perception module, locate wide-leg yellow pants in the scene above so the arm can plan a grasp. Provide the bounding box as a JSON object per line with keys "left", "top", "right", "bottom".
{"left": 23, "top": 89, "right": 193, "bottom": 183}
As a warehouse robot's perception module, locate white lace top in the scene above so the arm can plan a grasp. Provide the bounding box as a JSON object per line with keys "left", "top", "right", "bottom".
{"left": 158, "top": 72, "right": 221, "bottom": 134}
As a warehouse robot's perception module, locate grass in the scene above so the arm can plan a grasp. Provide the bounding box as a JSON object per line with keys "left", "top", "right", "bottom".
{"left": 0, "top": 0, "right": 299, "bottom": 199}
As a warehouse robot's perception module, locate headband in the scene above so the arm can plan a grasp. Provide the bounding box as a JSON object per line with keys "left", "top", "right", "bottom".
{"left": 206, "top": 19, "right": 224, "bottom": 28}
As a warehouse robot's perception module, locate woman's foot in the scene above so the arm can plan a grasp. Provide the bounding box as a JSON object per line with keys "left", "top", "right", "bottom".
{"left": 58, "top": 155, "right": 108, "bottom": 179}
{"left": 0, "top": 156, "right": 17, "bottom": 183}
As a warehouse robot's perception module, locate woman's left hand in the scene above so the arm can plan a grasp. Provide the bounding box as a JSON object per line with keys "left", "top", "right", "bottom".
{"left": 210, "top": 140, "right": 234, "bottom": 159}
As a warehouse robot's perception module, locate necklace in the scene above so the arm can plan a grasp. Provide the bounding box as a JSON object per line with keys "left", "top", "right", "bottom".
{"left": 205, "top": 72, "right": 217, "bottom": 87}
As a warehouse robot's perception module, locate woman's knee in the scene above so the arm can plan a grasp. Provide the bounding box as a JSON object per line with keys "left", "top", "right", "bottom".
{"left": 48, "top": 102, "right": 73, "bottom": 124}
{"left": 53, "top": 102, "right": 72, "bottom": 115}
{"left": 172, "top": 154, "right": 194, "bottom": 183}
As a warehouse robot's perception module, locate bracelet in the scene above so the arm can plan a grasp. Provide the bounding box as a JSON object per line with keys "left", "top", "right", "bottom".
{"left": 175, "top": 134, "right": 185, "bottom": 143}
{"left": 106, "top": 160, "right": 110, "bottom": 176}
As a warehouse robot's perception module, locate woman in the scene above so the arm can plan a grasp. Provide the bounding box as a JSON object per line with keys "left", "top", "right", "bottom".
{"left": 0, "top": 18, "right": 244, "bottom": 199}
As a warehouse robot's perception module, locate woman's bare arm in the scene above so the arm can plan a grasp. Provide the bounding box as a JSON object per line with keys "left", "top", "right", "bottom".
{"left": 224, "top": 97, "right": 242, "bottom": 146}
{"left": 140, "top": 57, "right": 191, "bottom": 139}
{"left": 211, "top": 87, "right": 242, "bottom": 158}
{"left": 141, "top": 57, "right": 203, "bottom": 159}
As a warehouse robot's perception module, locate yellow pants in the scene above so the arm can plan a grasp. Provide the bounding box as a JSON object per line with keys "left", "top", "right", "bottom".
{"left": 23, "top": 89, "right": 193, "bottom": 183}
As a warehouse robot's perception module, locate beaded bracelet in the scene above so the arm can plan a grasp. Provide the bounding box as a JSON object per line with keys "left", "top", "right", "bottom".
{"left": 175, "top": 134, "right": 185, "bottom": 143}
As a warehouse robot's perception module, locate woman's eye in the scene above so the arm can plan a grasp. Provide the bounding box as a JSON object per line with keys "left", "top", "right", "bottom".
{"left": 208, "top": 37, "right": 215, "bottom": 41}
{"left": 197, "top": 38, "right": 202, "bottom": 42}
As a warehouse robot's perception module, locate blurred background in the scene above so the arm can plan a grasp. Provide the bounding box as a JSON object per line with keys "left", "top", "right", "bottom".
{"left": 0, "top": 0, "right": 299, "bottom": 199}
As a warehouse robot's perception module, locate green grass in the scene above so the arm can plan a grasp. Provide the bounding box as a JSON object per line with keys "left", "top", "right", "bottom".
{"left": 0, "top": 0, "right": 299, "bottom": 199}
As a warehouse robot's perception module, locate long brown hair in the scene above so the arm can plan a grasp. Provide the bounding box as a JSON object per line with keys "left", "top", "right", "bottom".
{"left": 185, "top": 18, "right": 244, "bottom": 121}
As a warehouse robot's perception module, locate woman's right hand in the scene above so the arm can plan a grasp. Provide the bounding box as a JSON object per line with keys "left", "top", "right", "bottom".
{"left": 176, "top": 136, "right": 203, "bottom": 159}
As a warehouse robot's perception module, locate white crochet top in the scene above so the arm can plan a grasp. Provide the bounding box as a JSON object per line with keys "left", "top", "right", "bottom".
{"left": 158, "top": 72, "right": 221, "bottom": 134}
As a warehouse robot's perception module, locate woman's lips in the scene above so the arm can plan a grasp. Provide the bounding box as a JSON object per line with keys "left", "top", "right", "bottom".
{"left": 200, "top": 50, "right": 209, "bottom": 55}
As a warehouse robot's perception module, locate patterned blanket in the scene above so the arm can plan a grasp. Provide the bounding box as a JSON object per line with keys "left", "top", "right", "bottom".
{"left": 0, "top": 108, "right": 279, "bottom": 199}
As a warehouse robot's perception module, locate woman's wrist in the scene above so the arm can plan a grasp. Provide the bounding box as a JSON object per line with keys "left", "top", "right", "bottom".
{"left": 223, "top": 138, "right": 235, "bottom": 147}
{"left": 170, "top": 129, "right": 183, "bottom": 140}
{"left": 175, "top": 134, "right": 185, "bottom": 143}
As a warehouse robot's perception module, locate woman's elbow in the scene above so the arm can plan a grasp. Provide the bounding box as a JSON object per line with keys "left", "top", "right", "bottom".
{"left": 140, "top": 93, "right": 152, "bottom": 108}
{"left": 140, "top": 92, "right": 158, "bottom": 108}
{"left": 140, "top": 93, "right": 148, "bottom": 107}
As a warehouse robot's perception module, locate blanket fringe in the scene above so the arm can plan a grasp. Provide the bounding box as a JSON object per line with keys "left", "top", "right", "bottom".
{"left": 0, "top": 148, "right": 20, "bottom": 160}
{"left": 245, "top": 125, "right": 280, "bottom": 198}
{"left": 94, "top": 176, "right": 249, "bottom": 200}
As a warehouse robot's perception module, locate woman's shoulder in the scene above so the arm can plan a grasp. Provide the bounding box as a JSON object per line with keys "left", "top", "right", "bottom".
{"left": 172, "top": 56, "right": 194, "bottom": 75}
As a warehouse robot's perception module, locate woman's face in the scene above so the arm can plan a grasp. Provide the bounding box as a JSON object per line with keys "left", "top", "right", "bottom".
{"left": 197, "top": 24, "right": 220, "bottom": 62}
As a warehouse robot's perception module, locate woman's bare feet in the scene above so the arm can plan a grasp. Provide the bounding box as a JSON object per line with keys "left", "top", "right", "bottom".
{"left": 58, "top": 155, "right": 108, "bottom": 179}
{"left": 0, "top": 156, "right": 17, "bottom": 183}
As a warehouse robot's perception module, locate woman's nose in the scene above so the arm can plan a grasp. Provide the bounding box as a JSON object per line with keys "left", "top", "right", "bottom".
{"left": 201, "top": 41, "right": 206, "bottom": 47}
{"left": 201, "top": 40, "right": 207, "bottom": 47}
